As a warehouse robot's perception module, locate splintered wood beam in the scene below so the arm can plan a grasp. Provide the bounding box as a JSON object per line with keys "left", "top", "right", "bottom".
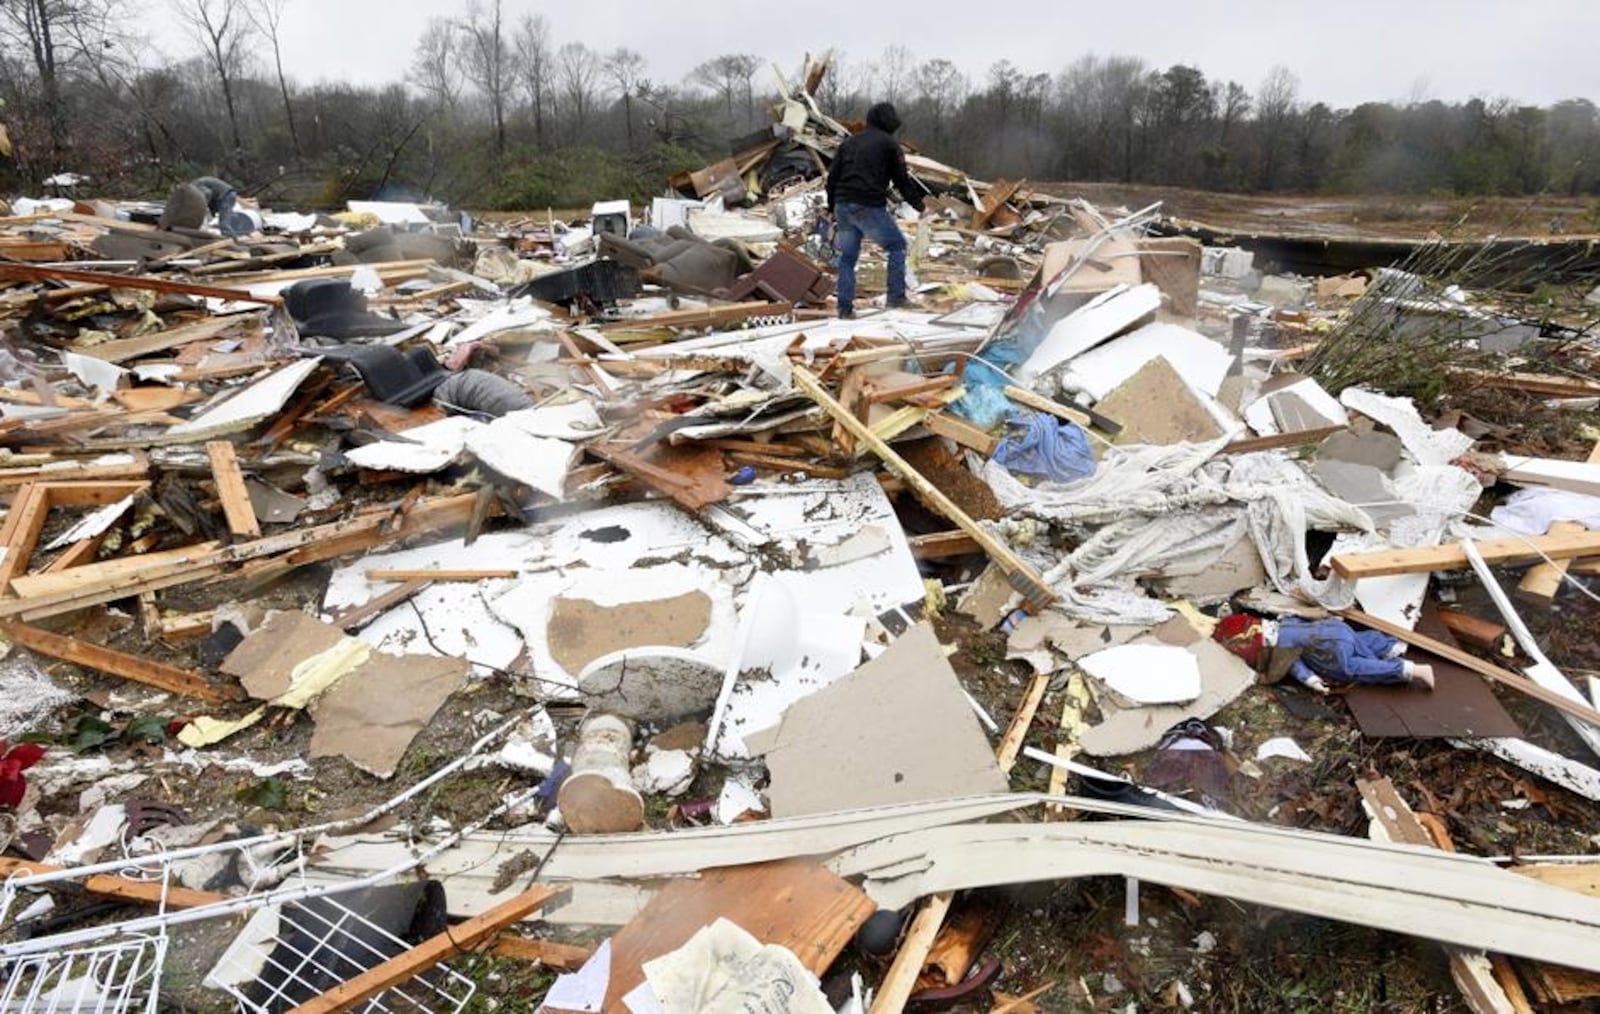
{"left": 997, "top": 672, "right": 1050, "bottom": 773}
{"left": 0, "top": 262, "right": 283, "bottom": 305}
{"left": 0, "top": 621, "right": 227, "bottom": 703}
{"left": 922, "top": 411, "right": 999, "bottom": 456}
{"left": 206, "top": 441, "right": 260, "bottom": 539}
{"left": 489, "top": 936, "right": 595, "bottom": 971}
{"left": 871, "top": 892, "right": 954, "bottom": 1014}
{"left": 1331, "top": 531, "right": 1600, "bottom": 580}
{"left": 285, "top": 884, "right": 567, "bottom": 1014}
{"left": 793, "top": 365, "right": 1057, "bottom": 608}
{"left": 0, "top": 858, "right": 227, "bottom": 910}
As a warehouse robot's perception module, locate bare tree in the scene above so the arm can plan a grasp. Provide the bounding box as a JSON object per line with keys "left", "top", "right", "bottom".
{"left": 0, "top": 0, "right": 127, "bottom": 159}
{"left": 690, "top": 52, "right": 758, "bottom": 123}
{"left": 1255, "top": 65, "right": 1299, "bottom": 188}
{"left": 247, "top": 0, "right": 298, "bottom": 155}
{"left": 410, "top": 16, "right": 460, "bottom": 110}
{"left": 512, "top": 12, "right": 550, "bottom": 147}
{"left": 555, "top": 41, "right": 600, "bottom": 141}
{"left": 457, "top": 0, "right": 509, "bottom": 153}
{"left": 171, "top": 0, "right": 248, "bottom": 156}
{"left": 875, "top": 44, "right": 912, "bottom": 105}
{"left": 603, "top": 46, "right": 645, "bottom": 149}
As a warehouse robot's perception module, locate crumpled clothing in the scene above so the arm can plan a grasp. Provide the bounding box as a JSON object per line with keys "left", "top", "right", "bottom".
{"left": 993, "top": 410, "right": 1095, "bottom": 483}
{"left": 433, "top": 368, "right": 534, "bottom": 419}
{"left": 1491, "top": 487, "right": 1600, "bottom": 536}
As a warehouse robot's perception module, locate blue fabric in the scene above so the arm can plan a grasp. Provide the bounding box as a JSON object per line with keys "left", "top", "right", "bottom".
{"left": 993, "top": 411, "right": 1095, "bottom": 483}
{"left": 834, "top": 201, "right": 907, "bottom": 314}
{"left": 1275, "top": 619, "right": 1406, "bottom": 687}
{"left": 950, "top": 358, "right": 1014, "bottom": 428}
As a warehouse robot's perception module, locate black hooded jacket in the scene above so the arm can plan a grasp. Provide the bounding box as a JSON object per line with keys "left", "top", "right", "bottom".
{"left": 826, "top": 103, "right": 925, "bottom": 213}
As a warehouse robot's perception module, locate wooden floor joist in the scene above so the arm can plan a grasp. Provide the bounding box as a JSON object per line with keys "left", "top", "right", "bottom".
{"left": 1331, "top": 531, "right": 1600, "bottom": 580}
{"left": 285, "top": 884, "right": 566, "bottom": 1014}
{"left": 0, "top": 621, "right": 227, "bottom": 702}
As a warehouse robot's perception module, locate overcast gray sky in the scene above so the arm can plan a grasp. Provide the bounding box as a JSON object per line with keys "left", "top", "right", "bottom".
{"left": 149, "top": 0, "right": 1598, "bottom": 109}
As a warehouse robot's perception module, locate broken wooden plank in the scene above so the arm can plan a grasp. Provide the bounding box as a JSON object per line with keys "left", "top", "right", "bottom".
{"left": 365, "top": 569, "right": 516, "bottom": 582}
{"left": 0, "top": 455, "right": 150, "bottom": 489}
{"left": 1438, "top": 608, "right": 1509, "bottom": 651}
{"left": 488, "top": 935, "right": 594, "bottom": 972}
{"left": 1357, "top": 776, "right": 1518, "bottom": 1014}
{"left": 82, "top": 315, "right": 248, "bottom": 365}
{"left": 871, "top": 892, "right": 955, "bottom": 1014}
{"left": 285, "top": 883, "right": 567, "bottom": 1014}
{"left": 1339, "top": 608, "right": 1600, "bottom": 732}
{"left": 330, "top": 580, "right": 432, "bottom": 633}
{"left": 1501, "top": 455, "right": 1600, "bottom": 497}
{"left": 997, "top": 672, "right": 1049, "bottom": 774}
{"left": 1224, "top": 425, "right": 1346, "bottom": 455}
{"left": 0, "top": 492, "right": 481, "bottom": 623}
{"left": 0, "top": 483, "right": 51, "bottom": 591}
{"left": 863, "top": 373, "right": 958, "bottom": 405}
{"left": 922, "top": 411, "right": 999, "bottom": 456}
{"left": 0, "top": 621, "right": 227, "bottom": 702}
{"left": 908, "top": 530, "right": 983, "bottom": 560}
{"left": 1330, "top": 531, "right": 1600, "bottom": 580}
{"left": 0, "top": 857, "right": 227, "bottom": 910}
{"left": 726, "top": 451, "right": 851, "bottom": 480}
{"left": 0, "top": 262, "right": 283, "bottom": 305}
{"left": 206, "top": 441, "right": 261, "bottom": 539}
{"left": 794, "top": 365, "right": 1056, "bottom": 608}
{"left": 587, "top": 441, "right": 730, "bottom": 513}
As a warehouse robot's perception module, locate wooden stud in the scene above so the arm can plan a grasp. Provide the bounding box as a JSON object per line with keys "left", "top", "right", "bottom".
{"left": 488, "top": 935, "right": 594, "bottom": 971}
{"left": 206, "top": 441, "right": 261, "bottom": 538}
{"left": 870, "top": 892, "right": 955, "bottom": 1014}
{"left": 0, "top": 621, "right": 226, "bottom": 702}
{"left": 908, "top": 531, "right": 983, "bottom": 560}
{"left": 0, "top": 262, "right": 284, "bottom": 305}
{"left": 284, "top": 884, "right": 567, "bottom": 1014}
{"left": 996, "top": 672, "right": 1049, "bottom": 774}
{"left": 794, "top": 365, "right": 1056, "bottom": 608}
{"left": 922, "top": 411, "right": 999, "bottom": 456}
{"left": 1331, "top": 531, "right": 1600, "bottom": 580}
{"left": 0, "top": 484, "right": 51, "bottom": 591}
{"left": 0, "top": 858, "right": 227, "bottom": 910}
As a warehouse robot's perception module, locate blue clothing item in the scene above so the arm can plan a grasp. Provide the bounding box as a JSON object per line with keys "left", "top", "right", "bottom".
{"left": 834, "top": 201, "right": 907, "bottom": 315}
{"left": 1275, "top": 618, "right": 1407, "bottom": 687}
{"left": 993, "top": 410, "right": 1095, "bottom": 484}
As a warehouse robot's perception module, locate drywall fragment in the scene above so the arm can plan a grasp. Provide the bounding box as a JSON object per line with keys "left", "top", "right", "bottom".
{"left": 746, "top": 622, "right": 1007, "bottom": 817}
{"left": 1095, "top": 356, "right": 1224, "bottom": 446}
{"left": 1341, "top": 388, "right": 1473, "bottom": 467}
{"left": 1080, "top": 638, "right": 1255, "bottom": 757}
{"left": 549, "top": 592, "right": 712, "bottom": 677}
{"left": 308, "top": 653, "right": 470, "bottom": 778}
{"left": 1256, "top": 737, "right": 1312, "bottom": 763}
{"left": 169, "top": 357, "right": 323, "bottom": 437}
{"left": 1079, "top": 643, "right": 1202, "bottom": 705}
{"left": 464, "top": 419, "right": 575, "bottom": 498}
{"left": 343, "top": 415, "right": 478, "bottom": 473}
{"left": 1016, "top": 283, "right": 1162, "bottom": 383}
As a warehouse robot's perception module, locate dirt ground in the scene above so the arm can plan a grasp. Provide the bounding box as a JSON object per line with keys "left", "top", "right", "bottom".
{"left": 1037, "top": 183, "right": 1600, "bottom": 242}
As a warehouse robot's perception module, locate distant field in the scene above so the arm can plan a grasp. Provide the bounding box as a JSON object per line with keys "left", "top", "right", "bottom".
{"left": 1037, "top": 183, "right": 1600, "bottom": 241}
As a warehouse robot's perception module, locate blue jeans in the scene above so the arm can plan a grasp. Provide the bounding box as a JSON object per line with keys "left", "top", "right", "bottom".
{"left": 834, "top": 202, "right": 907, "bottom": 314}
{"left": 1279, "top": 619, "right": 1407, "bottom": 687}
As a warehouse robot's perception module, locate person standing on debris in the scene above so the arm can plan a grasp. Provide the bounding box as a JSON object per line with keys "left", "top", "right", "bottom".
{"left": 1213, "top": 613, "right": 1434, "bottom": 693}
{"left": 826, "top": 102, "right": 927, "bottom": 319}
{"left": 160, "top": 175, "right": 245, "bottom": 237}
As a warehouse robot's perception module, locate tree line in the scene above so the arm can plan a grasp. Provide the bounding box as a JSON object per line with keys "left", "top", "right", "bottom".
{"left": 1, "top": 0, "right": 1597, "bottom": 210}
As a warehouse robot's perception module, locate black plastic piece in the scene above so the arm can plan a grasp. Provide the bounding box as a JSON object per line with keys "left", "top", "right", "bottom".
{"left": 511, "top": 258, "right": 641, "bottom": 307}
{"left": 285, "top": 278, "right": 407, "bottom": 339}
{"left": 314, "top": 344, "right": 446, "bottom": 407}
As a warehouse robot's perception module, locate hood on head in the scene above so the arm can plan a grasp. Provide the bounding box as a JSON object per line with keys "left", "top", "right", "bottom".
{"left": 866, "top": 103, "right": 901, "bottom": 134}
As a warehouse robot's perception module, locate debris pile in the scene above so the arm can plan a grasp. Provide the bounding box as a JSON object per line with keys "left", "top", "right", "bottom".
{"left": 3, "top": 54, "right": 1600, "bottom": 1013}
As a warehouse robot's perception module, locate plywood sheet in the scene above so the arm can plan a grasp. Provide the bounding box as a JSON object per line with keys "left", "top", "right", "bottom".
{"left": 1344, "top": 602, "right": 1521, "bottom": 739}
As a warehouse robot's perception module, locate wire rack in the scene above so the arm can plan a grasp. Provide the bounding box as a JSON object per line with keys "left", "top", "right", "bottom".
{"left": 0, "top": 934, "right": 166, "bottom": 1014}
{"left": 209, "top": 893, "right": 474, "bottom": 1014}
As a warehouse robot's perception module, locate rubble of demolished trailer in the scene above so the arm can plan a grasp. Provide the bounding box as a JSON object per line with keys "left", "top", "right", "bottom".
{"left": 2, "top": 52, "right": 1600, "bottom": 1014}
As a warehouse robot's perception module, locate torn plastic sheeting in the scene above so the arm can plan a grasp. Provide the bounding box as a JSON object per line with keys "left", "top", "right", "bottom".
{"left": 342, "top": 414, "right": 478, "bottom": 473}
{"left": 992, "top": 411, "right": 1094, "bottom": 483}
{"left": 1340, "top": 388, "right": 1473, "bottom": 468}
{"left": 168, "top": 357, "right": 324, "bottom": 437}
{"left": 1057, "top": 321, "right": 1233, "bottom": 401}
{"left": 463, "top": 419, "right": 575, "bottom": 499}
{"left": 1015, "top": 283, "right": 1162, "bottom": 384}
{"left": 0, "top": 656, "right": 78, "bottom": 740}
{"left": 1491, "top": 487, "right": 1600, "bottom": 535}
{"left": 705, "top": 572, "right": 867, "bottom": 763}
